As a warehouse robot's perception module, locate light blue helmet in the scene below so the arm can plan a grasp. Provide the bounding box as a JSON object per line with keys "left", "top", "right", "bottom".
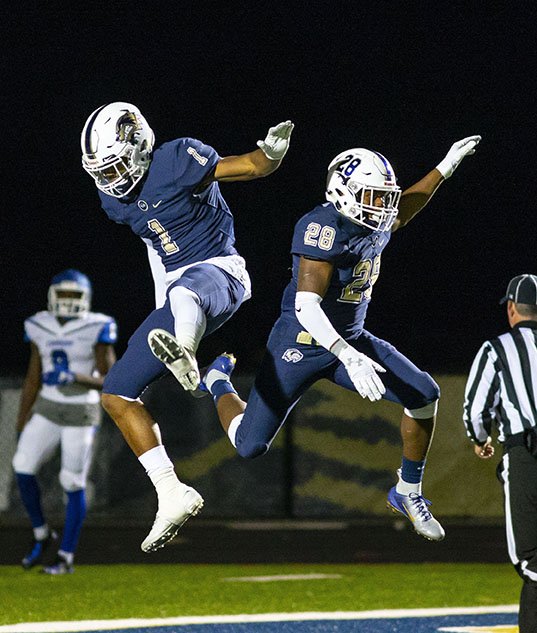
{"left": 47, "top": 269, "right": 92, "bottom": 318}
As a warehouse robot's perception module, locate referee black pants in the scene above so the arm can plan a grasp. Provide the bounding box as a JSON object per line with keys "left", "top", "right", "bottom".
{"left": 498, "top": 445, "right": 537, "bottom": 633}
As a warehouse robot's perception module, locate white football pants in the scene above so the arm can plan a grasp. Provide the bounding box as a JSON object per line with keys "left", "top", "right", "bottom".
{"left": 12, "top": 413, "right": 96, "bottom": 490}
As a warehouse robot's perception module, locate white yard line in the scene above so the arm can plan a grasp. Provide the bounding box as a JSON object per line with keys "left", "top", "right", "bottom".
{"left": 221, "top": 573, "right": 343, "bottom": 582}
{"left": 0, "top": 606, "right": 518, "bottom": 633}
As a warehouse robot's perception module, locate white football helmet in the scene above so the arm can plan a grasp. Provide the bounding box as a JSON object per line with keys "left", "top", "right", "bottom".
{"left": 326, "top": 148, "right": 401, "bottom": 231}
{"left": 48, "top": 269, "right": 92, "bottom": 318}
{"left": 81, "top": 102, "right": 154, "bottom": 198}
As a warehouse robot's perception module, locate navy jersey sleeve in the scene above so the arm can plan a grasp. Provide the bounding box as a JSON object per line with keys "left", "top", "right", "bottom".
{"left": 173, "top": 138, "right": 220, "bottom": 189}
{"left": 291, "top": 207, "right": 347, "bottom": 262}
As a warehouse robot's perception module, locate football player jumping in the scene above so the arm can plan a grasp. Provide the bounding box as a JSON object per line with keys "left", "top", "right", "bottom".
{"left": 195, "top": 136, "right": 481, "bottom": 541}
{"left": 13, "top": 270, "right": 117, "bottom": 573}
{"left": 81, "top": 103, "right": 294, "bottom": 552}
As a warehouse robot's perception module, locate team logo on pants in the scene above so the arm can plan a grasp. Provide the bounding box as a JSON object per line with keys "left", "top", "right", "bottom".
{"left": 282, "top": 348, "right": 303, "bottom": 363}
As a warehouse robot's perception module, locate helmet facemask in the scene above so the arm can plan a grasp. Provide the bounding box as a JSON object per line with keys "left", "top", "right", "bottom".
{"left": 83, "top": 142, "right": 146, "bottom": 198}
{"left": 326, "top": 149, "right": 401, "bottom": 232}
{"left": 48, "top": 283, "right": 91, "bottom": 318}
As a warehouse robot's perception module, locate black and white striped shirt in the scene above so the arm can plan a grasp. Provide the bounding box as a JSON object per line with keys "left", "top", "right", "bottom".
{"left": 463, "top": 321, "right": 537, "bottom": 444}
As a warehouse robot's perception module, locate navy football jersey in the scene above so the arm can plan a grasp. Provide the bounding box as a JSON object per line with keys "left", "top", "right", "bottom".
{"left": 99, "top": 138, "right": 238, "bottom": 272}
{"left": 280, "top": 202, "right": 391, "bottom": 339}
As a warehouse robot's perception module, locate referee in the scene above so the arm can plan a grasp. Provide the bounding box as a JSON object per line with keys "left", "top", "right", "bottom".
{"left": 463, "top": 273, "right": 537, "bottom": 633}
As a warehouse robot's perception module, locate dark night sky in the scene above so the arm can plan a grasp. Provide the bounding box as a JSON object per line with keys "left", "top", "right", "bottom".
{"left": 2, "top": 2, "right": 536, "bottom": 376}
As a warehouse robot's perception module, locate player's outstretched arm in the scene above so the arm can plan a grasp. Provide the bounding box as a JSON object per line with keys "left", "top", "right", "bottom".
{"left": 392, "top": 135, "right": 481, "bottom": 231}
{"left": 294, "top": 257, "right": 386, "bottom": 402}
{"left": 213, "top": 121, "right": 294, "bottom": 182}
{"left": 16, "top": 342, "right": 42, "bottom": 435}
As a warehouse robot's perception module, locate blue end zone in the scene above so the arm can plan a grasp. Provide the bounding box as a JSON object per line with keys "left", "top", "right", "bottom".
{"left": 79, "top": 612, "right": 517, "bottom": 633}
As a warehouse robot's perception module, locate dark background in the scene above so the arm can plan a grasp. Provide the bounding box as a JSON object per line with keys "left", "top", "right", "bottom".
{"left": 2, "top": 2, "right": 535, "bottom": 376}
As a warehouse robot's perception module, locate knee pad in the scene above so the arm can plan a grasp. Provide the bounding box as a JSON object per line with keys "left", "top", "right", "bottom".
{"left": 59, "top": 468, "right": 86, "bottom": 492}
{"left": 404, "top": 400, "right": 439, "bottom": 419}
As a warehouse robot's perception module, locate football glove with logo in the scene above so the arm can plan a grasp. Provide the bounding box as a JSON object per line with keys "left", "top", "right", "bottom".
{"left": 331, "top": 339, "right": 386, "bottom": 402}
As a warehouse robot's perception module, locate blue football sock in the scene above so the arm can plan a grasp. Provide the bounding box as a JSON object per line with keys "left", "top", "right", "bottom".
{"left": 16, "top": 473, "right": 45, "bottom": 528}
{"left": 60, "top": 490, "right": 86, "bottom": 554}
{"left": 401, "top": 457, "right": 426, "bottom": 484}
{"left": 211, "top": 379, "right": 237, "bottom": 403}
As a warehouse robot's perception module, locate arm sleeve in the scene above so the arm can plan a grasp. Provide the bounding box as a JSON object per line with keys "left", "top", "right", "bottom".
{"left": 97, "top": 320, "right": 118, "bottom": 345}
{"left": 463, "top": 342, "right": 499, "bottom": 444}
{"left": 173, "top": 138, "right": 220, "bottom": 189}
{"left": 295, "top": 291, "right": 342, "bottom": 352}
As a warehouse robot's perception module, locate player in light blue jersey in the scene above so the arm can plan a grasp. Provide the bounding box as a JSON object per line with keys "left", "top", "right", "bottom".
{"left": 199, "top": 136, "right": 481, "bottom": 542}
{"left": 13, "top": 270, "right": 117, "bottom": 574}
{"left": 81, "top": 102, "right": 294, "bottom": 552}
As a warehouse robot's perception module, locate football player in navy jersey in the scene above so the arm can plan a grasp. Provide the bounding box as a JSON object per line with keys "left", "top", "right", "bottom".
{"left": 81, "top": 102, "right": 294, "bottom": 552}
{"left": 199, "top": 135, "right": 481, "bottom": 542}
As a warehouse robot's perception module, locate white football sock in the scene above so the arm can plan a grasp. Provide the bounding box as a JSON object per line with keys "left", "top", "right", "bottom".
{"left": 139, "top": 446, "right": 187, "bottom": 517}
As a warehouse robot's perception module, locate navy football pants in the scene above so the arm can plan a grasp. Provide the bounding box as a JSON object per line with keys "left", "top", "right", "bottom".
{"left": 103, "top": 264, "right": 245, "bottom": 399}
{"left": 234, "top": 318, "right": 440, "bottom": 458}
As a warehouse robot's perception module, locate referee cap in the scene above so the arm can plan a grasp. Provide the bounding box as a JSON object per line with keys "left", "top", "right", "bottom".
{"left": 500, "top": 274, "right": 537, "bottom": 305}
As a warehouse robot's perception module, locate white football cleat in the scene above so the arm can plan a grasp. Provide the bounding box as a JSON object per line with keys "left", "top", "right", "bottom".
{"left": 148, "top": 328, "right": 200, "bottom": 391}
{"left": 387, "top": 486, "right": 445, "bottom": 541}
{"left": 141, "top": 485, "right": 204, "bottom": 553}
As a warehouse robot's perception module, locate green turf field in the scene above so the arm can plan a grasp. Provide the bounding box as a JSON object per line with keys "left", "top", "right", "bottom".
{"left": 0, "top": 563, "right": 519, "bottom": 626}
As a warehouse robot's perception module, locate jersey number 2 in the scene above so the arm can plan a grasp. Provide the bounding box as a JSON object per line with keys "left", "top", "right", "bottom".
{"left": 339, "top": 255, "right": 381, "bottom": 303}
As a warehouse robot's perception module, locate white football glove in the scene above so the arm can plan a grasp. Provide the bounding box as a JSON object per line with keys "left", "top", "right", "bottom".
{"left": 257, "top": 120, "right": 294, "bottom": 161}
{"left": 436, "top": 135, "right": 481, "bottom": 179}
{"left": 332, "top": 340, "right": 386, "bottom": 401}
